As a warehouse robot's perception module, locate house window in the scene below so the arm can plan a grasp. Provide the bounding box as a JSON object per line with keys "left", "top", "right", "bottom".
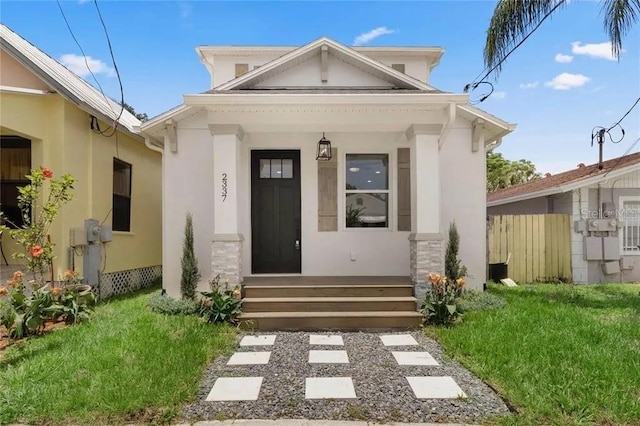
{"left": 391, "top": 63, "right": 405, "bottom": 73}
{"left": 235, "top": 63, "right": 249, "bottom": 78}
{"left": 0, "top": 136, "right": 31, "bottom": 228}
{"left": 621, "top": 198, "right": 640, "bottom": 254}
{"left": 345, "top": 154, "right": 388, "bottom": 228}
{"left": 113, "top": 158, "right": 132, "bottom": 232}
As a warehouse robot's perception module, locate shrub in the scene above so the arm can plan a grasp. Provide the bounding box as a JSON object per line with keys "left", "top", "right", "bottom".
{"left": 420, "top": 273, "right": 465, "bottom": 326}
{"left": 457, "top": 290, "right": 507, "bottom": 312}
{"left": 51, "top": 270, "right": 96, "bottom": 324}
{"left": 180, "top": 213, "right": 200, "bottom": 300}
{"left": 198, "top": 275, "right": 242, "bottom": 325}
{"left": 445, "top": 221, "right": 467, "bottom": 281}
{"left": 148, "top": 293, "right": 198, "bottom": 316}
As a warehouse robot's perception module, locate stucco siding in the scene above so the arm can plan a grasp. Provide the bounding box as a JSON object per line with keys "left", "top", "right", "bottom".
{"left": 549, "top": 192, "right": 572, "bottom": 214}
{"left": 1, "top": 93, "right": 161, "bottom": 280}
{"left": 439, "top": 118, "right": 485, "bottom": 290}
{"left": 0, "top": 49, "right": 50, "bottom": 91}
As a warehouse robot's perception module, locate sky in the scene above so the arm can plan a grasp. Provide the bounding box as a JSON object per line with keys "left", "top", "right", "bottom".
{"left": 1, "top": 0, "right": 639, "bottom": 175}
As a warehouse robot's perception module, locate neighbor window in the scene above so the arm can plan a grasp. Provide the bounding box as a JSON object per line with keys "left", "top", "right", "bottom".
{"left": 621, "top": 198, "right": 640, "bottom": 254}
{"left": 0, "top": 136, "right": 31, "bottom": 228}
{"left": 113, "top": 158, "right": 132, "bottom": 232}
{"left": 345, "top": 154, "right": 388, "bottom": 228}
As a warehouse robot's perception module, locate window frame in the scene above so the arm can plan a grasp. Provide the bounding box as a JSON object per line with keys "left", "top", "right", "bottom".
{"left": 0, "top": 136, "right": 32, "bottom": 229}
{"left": 112, "top": 158, "right": 132, "bottom": 232}
{"left": 619, "top": 196, "right": 640, "bottom": 255}
{"left": 342, "top": 151, "right": 393, "bottom": 231}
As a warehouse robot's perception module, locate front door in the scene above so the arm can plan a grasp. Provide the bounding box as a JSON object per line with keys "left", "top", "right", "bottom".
{"left": 251, "top": 150, "right": 301, "bottom": 273}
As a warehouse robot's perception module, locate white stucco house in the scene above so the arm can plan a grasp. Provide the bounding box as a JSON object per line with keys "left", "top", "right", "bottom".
{"left": 139, "top": 37, "right": 515, "bottom": 302}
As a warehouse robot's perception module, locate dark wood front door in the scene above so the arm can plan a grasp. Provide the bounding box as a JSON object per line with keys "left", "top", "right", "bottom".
{"left": 251, "top": 150, "right": 301, "bottom": 273}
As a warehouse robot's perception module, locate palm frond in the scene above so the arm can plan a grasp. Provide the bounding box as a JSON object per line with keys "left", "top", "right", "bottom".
{"left": 602, "top": 0, "right": 640, "bottom": 59}
{"left": 484, "top": 0, "right": 567, "bottom": 76}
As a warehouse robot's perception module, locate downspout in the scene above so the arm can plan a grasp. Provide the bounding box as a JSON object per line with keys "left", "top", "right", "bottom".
{"left": 144, "top": 137, "right": 163, "bottom": 154}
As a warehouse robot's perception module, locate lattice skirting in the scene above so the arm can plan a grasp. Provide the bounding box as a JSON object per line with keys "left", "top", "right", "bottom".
{"left": 97, "top": 265, "right": 162, "bottom": 300}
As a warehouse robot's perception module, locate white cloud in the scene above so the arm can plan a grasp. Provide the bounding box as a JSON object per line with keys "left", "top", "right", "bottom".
{"left": 545, "top": 73, "right": 590, "bottom": 90}
{"left": 554, "top": 53, "right": 573, "bottom": 63}
{"left": 571, "top": 41, "right": 623, "bottom": 61}
{"left": 519, "top": 81, "right": 539, "bottom": 89}
{"left": 490, "top": 91, "right": 506, "bottom": 99}
{"left": 59, "top": 54, "right": 116, "bottom": 78}
{"left": 353, "top": 27, "right": 395, "bottom": 46}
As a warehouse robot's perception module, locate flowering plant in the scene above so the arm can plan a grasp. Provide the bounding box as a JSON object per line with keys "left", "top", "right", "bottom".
{"left": 0, "top": 167, "right": 75, "bottom": 282}
{"left": 420, "top": 272, "right": 466, "bottom": 326}
{"left": 198, "top": 274, "right": 242, "bottom": 324}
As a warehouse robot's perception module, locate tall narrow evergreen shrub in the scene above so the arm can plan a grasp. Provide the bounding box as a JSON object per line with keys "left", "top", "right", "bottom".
{"left": 445, "top": 221, "right": 467, "bottom": 280}
{"left": 180, "top": 213, "right": 200, "bottom": 300}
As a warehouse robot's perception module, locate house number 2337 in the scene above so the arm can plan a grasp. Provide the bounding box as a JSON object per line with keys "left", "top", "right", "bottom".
{"left": 221, "top": 173, "right": 228, "bottom": 202}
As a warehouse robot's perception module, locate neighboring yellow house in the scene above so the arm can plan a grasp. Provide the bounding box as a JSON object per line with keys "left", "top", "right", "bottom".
{"left": 0, "top": 24, "right": 162, "bottom": 297}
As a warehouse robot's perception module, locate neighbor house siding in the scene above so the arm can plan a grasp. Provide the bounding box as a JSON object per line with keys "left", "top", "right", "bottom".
{"left": 487, "top": 197, "right": 550, "bottom": 216}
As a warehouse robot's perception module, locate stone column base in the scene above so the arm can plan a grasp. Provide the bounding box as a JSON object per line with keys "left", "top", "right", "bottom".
{"left": 212, "top": 234, "right": 244, "bottom": 286}
{"left": 409, "top": 233, "right": 444, "bottom": 305}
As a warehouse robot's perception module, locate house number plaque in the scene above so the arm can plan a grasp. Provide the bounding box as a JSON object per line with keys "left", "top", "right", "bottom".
{"left": 221, "top": 173, "right": 228, "bottom": 202}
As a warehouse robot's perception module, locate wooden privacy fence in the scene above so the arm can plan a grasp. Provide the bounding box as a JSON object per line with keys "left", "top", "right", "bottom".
{"left": 488, "top": 214, "right": 572, "bottom": 283}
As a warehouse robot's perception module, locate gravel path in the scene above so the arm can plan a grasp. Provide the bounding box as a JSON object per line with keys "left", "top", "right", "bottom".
{"left": 182, "top": 331, "right": 510, "bottom": 423}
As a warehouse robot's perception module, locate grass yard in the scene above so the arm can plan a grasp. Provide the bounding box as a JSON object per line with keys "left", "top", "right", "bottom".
{"left": 428, "top": 283, "right": 640, "bottom": 426}
{"left": 0, "top": 288, "right": 236, "bottom": 425}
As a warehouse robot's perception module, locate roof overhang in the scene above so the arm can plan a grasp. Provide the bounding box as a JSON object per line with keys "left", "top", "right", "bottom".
{"left": 487, "top": 162, "right": 640, "bottom": 207}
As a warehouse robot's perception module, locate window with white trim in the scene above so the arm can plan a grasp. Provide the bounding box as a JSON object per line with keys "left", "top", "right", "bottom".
{"left": 345, "top": 154, "right": 388, "bottom": 228}
{"left": 620, "top": 197, "right": 640, "bottom": 254}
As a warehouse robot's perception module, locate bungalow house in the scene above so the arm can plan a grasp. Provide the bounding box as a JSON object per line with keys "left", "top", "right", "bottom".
{"left": 0, "top": 24, "right": 162, "bottom": 296}
{"left": 139, "top": 37, "right": 515, "bottom": 328}
{"left": 488, "top": 153, "right": 640, "bottom": 284}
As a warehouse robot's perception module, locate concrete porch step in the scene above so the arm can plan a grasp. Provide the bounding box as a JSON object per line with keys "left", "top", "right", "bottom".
{"left": 242, "top": 296, "right": 418, "bottom": 312}
{"left": 243, "top": 284, "right": 414, "bottom": 298}
{"left": 238, "top": 310, "right": 424, "bottom": 330}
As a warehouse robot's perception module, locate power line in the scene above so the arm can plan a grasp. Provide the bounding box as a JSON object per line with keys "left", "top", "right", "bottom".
{"left": 607, "top": 96, "right": 640, "bottom": 132}
{"left": 464, "top": 1, "right": 564, "bottom": 98}
{"left": 55, "top": 0, "right": 116, "bottom": 118}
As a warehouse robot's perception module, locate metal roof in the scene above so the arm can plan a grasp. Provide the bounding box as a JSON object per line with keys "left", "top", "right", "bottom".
{"left": 0, "top": 23, "right": 140, "bottom": 136}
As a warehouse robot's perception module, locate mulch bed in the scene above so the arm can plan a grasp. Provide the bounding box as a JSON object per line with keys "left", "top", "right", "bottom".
{"left": 0, "top": 320, "right": 68, "bottom": 352}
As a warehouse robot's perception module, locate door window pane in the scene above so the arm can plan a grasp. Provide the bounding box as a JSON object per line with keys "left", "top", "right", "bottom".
{"left": 346, "top": 154, "right": 388, "bottom": 190}
{"left": 259, "top": 159, "right": 271, "bottom": 178}
{"left": 271, "top": 159, "right": 282, "bottom": 179}
{"left": 346, "top": 193, "right": 388, "bottom": 228}
{"left": 282, "top": 159, "right": 293, "bottom": 178}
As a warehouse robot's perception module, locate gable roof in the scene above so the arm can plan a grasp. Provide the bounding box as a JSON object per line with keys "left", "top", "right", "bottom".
{"left": 0, "top": 23, "right": 140, "bottom": 137}
{"left": 488, "top": 152, "right": 640, "bottom": 206}
{"left": 213, "top": 37, "right": 434, "bottom": 92}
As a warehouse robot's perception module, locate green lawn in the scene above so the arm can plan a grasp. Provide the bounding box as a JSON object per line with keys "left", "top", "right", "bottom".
{"left": 0, "top": 289, "right": 236, "bottom": 425}
{"left": 428, "top": 283, "right": 640, "bottom": 425}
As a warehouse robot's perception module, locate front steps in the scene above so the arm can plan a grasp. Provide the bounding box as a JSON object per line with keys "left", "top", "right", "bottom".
{"left": 238, "top": 283, "right": 423, "bottom": 330}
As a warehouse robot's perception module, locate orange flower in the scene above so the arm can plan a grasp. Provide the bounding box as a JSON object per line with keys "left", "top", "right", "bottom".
{"left": 42, "top": 168, "right": 53, "bottom": 179}
{"left": 63, "top": 270, "right": 75, "bottom": 279}
{"left": 6, "top": 279, "right": 15, "bottom": 288}
{"left": 12, "top": 271, "right": 23, "bottom": 281}
{"left": 232, "top": 289, "right": 241, "bottom": 298}
{"left": 456, "top": 278, "right": 465, "bottom": 287}
{"left": 0, "top": 286, "right": 7, "bottom": 296}
{"left": 52, "top": 287, "right": 62, "bottom": 296}
{"left": 30, "top": 245, "right": 44, "bottom": 257}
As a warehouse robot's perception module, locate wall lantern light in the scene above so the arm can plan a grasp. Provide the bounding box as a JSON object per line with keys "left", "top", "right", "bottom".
{"left": 316, "top": 132, "right": 332, "bottom": 161}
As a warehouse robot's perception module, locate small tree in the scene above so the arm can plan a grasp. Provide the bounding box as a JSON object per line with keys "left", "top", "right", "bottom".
{"left": 445, "top": 221, "right": 467, "bottom": 280}
{"left": 180, "top": 213, "right": 200, "bottom": 300}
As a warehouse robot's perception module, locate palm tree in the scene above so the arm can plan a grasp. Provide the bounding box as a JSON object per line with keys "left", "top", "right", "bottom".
{"left": 484, "top": 0, "right": 639, "bottom": 75}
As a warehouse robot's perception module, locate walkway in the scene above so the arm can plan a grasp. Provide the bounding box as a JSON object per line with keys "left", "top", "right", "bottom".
{"left": 183, "top": 331, "right": 509, "bottom": 424}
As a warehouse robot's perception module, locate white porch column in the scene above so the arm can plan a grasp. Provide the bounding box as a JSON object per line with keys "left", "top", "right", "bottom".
{"left": 406, "top": 124, "right": 445, "bottom": 302}
{"left": 209, "top": 124, "right": 244, "bottom": 285}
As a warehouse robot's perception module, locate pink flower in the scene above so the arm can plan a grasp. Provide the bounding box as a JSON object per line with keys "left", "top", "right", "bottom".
{"left": 30, "top": 245, "right": 44, "bottom": 257}
{"left": 42, "top": 168, "right": 53, "bottom": 179}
